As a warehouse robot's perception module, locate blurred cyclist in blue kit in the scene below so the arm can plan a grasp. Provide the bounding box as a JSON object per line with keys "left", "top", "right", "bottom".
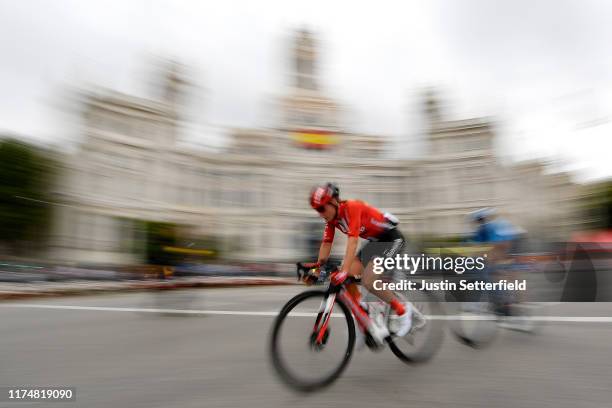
{"left": 467, "top": 208, "right": 525, "bottom": 314}
{"left": 469, "top": 207, "right": 524, "bottom": 259}
{"left": 469, "top": 208, "right": 520, "bottom": 245}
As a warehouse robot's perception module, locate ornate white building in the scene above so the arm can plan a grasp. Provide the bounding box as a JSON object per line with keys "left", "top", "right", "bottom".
{"left": 50, "top": 30, "right": 583, "bottom": 265}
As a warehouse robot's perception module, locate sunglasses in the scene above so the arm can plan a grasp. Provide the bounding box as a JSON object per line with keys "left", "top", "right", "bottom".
{"left": 315, "top": 206, "right": 326, "bottom": 213}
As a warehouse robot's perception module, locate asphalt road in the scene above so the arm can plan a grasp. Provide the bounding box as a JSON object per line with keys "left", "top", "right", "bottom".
{"left": 1, "top": 286, "right": 611, "bottom": 408}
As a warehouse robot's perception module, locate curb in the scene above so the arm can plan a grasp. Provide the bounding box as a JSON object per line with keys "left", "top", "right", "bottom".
{"left": 0, "top": 277, "right": 297, "bottom": 301}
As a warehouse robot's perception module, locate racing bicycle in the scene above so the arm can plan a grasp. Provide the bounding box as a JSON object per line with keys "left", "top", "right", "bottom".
{"left": 269, "top": 261, "right": 444, "bottom": 392}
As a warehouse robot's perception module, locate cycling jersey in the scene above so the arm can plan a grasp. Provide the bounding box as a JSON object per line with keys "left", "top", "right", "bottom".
{"left": 471, "top": 219, "right": 521, "bottom": 243}
{"left": 323, "top": 200, "right": 398, "bottom": 243}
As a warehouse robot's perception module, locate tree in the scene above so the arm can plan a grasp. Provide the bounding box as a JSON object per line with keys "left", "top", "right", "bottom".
{"left": 144, "top": 221, "right": 178, "bottom": 266}
{"left": 0, "top": 138, "right": 56, "bottom": 255}
{"left": 582, "top": 180, "right": 612, "bottom": 230}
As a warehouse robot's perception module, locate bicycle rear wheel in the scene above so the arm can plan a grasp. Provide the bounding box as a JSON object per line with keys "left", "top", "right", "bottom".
{"left": 387, "top": 290, "right": 444, "bottom": 363}
{"left": 269, "top": 290, "right": 355, "bottom": 392}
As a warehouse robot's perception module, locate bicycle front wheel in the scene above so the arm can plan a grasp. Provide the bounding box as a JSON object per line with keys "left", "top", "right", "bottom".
{"left": 269, "top": 290, "right": 355, "bottom": 392}
{"left": 446, "top": 293, "right": 499, "bottom": 349}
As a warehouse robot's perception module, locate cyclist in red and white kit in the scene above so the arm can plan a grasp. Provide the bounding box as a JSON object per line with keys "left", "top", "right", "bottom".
{"left": 304, "top": 182, "right": 418, "bottom": 339}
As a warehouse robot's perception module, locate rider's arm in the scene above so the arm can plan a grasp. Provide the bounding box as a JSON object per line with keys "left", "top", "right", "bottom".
{"left": 467, "top": 224, "right": 486, "bottom": 243}
{"left": 317, "top": 242, "right": 332, "bottom": 265}
{"left": 340, "top": 202, "right": 363, "bottom": 273}
{"left": 490, "top": 240, "right": 512, "bottom": 262}
{"left": 487, "top": 221, "right": 514, "bottom": 262}
{"left": 341, "top": 236, "right": 359, "bottom": 273}
{"left": 317, "top": 222, "right": 335, "bottom": 265}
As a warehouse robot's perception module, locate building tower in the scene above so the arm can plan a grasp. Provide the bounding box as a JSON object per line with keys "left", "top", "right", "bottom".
{"left": 423, "top": 88, "right": 442, "bottom": 125}
{"left": 294, "top": 29, "right": 318, "bottom": 91}
{"left": 162, "top": 60, "right": 188, "bottom": 113}
{"left": 282, "top": 30, "right": 341, "bottom": 149}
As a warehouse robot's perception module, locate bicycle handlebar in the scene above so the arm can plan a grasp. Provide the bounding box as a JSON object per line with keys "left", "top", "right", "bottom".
{"left": 296, "top": 260, "right": 360, "bottom": 285}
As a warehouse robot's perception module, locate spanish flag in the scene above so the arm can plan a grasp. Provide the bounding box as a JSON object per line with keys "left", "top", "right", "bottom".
{"left": 292, "top": 130, "right": 339, "bottom": 150}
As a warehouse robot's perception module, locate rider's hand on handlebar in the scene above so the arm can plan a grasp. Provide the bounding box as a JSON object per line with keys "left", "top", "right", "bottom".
{"left": 303, "top": 267, "right": 320, "bottom": 286}
{"left": 301, "top": 262, "right": 320, "bottom": 269}
{"left": 297, "top": 262, "right": 321, "bottom": 285}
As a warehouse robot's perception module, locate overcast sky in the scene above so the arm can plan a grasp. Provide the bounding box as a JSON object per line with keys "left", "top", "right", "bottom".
{"left": 1, "top": 0, "right": 611, "bottom": 182}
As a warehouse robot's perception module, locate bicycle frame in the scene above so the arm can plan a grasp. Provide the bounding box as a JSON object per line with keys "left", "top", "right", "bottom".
{"left": 312, "top": 276, "right": 372, "bottom": 346}
{"left": 271, "top": 263, "right": 445, "bottom": 391}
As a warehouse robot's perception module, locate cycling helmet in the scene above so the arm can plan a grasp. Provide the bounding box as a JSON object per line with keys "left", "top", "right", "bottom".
{"left": 469, "top": 207, "right": 495, "bottom": 222}
{"left": 310, "top": 182, "right": 339, "bottom": 209}
{"left": 327, "top": 182, "right": 340, "bottom": 199}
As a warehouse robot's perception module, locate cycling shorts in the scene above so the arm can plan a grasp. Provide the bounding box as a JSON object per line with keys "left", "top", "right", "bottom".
{"left": 357, "top": 228, "right": 405, "bottom": 267}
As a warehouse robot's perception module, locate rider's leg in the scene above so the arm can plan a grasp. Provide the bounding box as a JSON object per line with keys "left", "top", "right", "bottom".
{"left": 346, "top": 258, "right": 363, "bottom": 304}
{"left": 346, "top": 259, "right": 368, "bottom": 348}
{"left": 360, "top": 260, "right": 405, "bottom": 313}
{"left": 352, "top": 231, "right": 414, "bottom": 337}
{"left": 360, "top": 259, "right": 414, "bottom": 336}
{"left": 347, "top": 257, "right": 400, "bottom": 306}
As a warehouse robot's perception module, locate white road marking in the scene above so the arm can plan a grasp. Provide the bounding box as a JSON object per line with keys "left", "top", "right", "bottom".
{"left": 1, "top": 303, "right": 280, "bottom": 316}
{"left": 2, "top": 303, "right": 612, "bottom": 323}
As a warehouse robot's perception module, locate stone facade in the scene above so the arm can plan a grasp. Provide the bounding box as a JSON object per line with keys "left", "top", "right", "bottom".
{"left": 50, "top": 31, "right": 583, "bottom": 265}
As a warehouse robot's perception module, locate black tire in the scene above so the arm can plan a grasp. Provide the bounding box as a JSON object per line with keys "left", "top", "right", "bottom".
{"left": 269, "top": 290, "right": 355, "bottom": 392}
{"left": 447, "top": 294, "right": 499, "bottom": 349}
{"left": 387, "top": 291, "right": 444, "bottom": 364}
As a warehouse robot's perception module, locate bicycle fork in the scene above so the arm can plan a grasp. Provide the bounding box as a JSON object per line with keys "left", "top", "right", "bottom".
{"left": 313, "top": 288, "right": 386, "bottom": 347}
{"left": 313, "top": 293, "right": 337, "bottom": 345}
